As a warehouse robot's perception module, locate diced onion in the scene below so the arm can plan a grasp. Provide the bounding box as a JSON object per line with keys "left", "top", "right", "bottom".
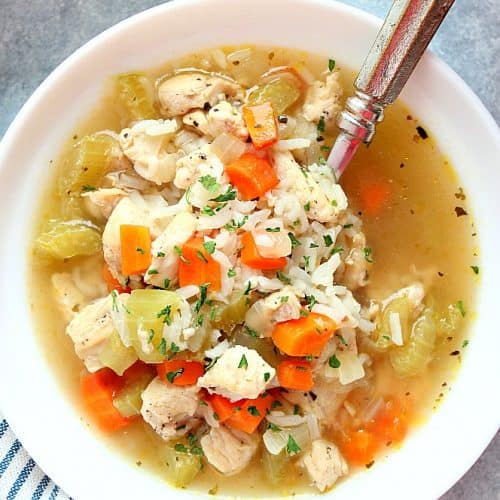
{"left": 211, "top": 133, "right": 247, "bottom": 164}
{"left": 337, "top": 351, "right": 365, "bottom": 385}
{"left": 305, "top": 413, "right": 321, "bottom": 440}
{"left": 227, "top": 48, "right": 252, "bottom": 63}
{"left": 211, "top": 48, "right": 227, "bottom": 69}
{"left": 267, "top": 412, "right": 306, "bottom": 427}
{"left": 205, "top": 339, "right": 230, "bottom": 359}
{"left": 276, "top": 138, "right": 311, "bottom": 150}
{"left": 176, "top": 285, "right": 199, "bottom": 299}
{"left": 389, "top": 312, "right": 404, "bottom": 345}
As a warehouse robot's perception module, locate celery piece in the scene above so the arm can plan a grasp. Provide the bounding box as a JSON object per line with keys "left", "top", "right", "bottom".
{"left": 99, "top": 330, "right": 137, "bottom": 376}
{"left": 112, "top": 369, "right": 154, "bottom": 417}
{"left": 117, "top": 73, "right": 158, "bottom": 122}
{"left": 232, "top": 326, "right": 280, "bottom": 366}
{"left": 373, "top": 295, "right": 411, "bottom": 350}
{"left": 35, "top": 220, "right": 101, "bottom": 259}
{"left": 126, "top": 289, "right": 181, "bottom": 363}
{"left": 247, "top": 78, "right": 301, "bottom": 115}
{"left": 262, "top": 450, "right": 289, "bottom": 485}
{"left": 390, "top": 308, "right": 437, "bottom": 377}
{"left": 212, "top": 294, "right": 249, "bottom": 333}
{"left": 59, "top": 134, "right": 120, "bottom": 195}
{"left": 160, "top": 445, "right": 202, "bottom": 488}
{"left": 59, "top": 195, "right": 87, "bottom": 219}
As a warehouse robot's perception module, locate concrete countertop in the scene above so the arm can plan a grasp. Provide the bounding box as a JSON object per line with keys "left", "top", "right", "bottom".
{"left": 0, "top": 0, "right": 498, "bottom": 498}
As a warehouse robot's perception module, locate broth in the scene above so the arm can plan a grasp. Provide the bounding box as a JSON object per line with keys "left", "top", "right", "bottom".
{"left": 29, "top": 45, "right": 478, "bottom": 496}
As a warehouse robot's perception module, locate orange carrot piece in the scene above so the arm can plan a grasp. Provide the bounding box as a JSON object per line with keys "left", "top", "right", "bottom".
{"left": 277, "top": 359, "right": 314, "bottom": 391}
{"left": 240, "top": 231, "right": 287, "bottom": 270}
{"left": 225, "top": 153, "right": 279, "bottom": 200}
{"left": 272, "top": 312, "right": 337, "bottom": 357}
{"left": 341, "top": 429, "right": 379, "bottom": 466}
{"left": 102, "top": 264, "right": 130, "bottom": 294}
{"left": 178, "top": 236, "right": 221, "bottom": 292}
{"left": 157, "top": 359, "right": 205, "bottom": 386}
{"left": 242, "top": 102, "right": 278, "bottom": 149}
{"left": 226, "top": 392, "right": 273, "bottom": 434}
{"left": 120, "top": 224, "right": 152, "bottom": 276}
{"left": 359, "top": 182, "right": 391, "bottom": 216}
{"left": 368, "top": 398, "right": 408, "bottom": 443}
{"left": 80, "top": 368, "right": 132, "bottom": 432}
{"left": 205, "top": 393, "right": 235, "bottom": 423}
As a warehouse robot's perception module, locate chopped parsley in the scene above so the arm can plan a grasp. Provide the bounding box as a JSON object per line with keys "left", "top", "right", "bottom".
{"left": 199, "top": 175, "right": 220, "bottom": 193}
{"left": 293, "top": 404, "right": 301, "bottom": 415}
{"left": 364, "top": 247, "right": 373, "bottom": 263}
{"left": 288, "top": 232, "right": 301, "bottom": 247}
{"left": 323, "top": 234, "right": 334, "bottom": 247}
{"left": 309, "top": 242, "right": 319, "bottom": 248}
{"left": 210, "top": 306, "right": 217, "bottom": 322}
{"left": 168, "top": 342, "right": 180, "bottom": 359}
{"left": 462, "top": 339, "right": 469, "bottom": 348}
{"left": 305, "top": 294, "right": 317, "bottom": 311}
{"left": 331, "top": 245, "right": 343, "bottom": 255}
{"left": 147, "top": 329, "right": 155, "bottom": 343}
{"left": 328, "top": 58, "right": 336, "bottom": 71}
{"left": 265, "top": 227, "right": 281, "bottom": 232}
{"left": 271, "top": 400, "right": 283, "bottom": 409}
{"left": 300, "top": 310, "right": 309, "bottom": 317}
{"left": 195, "top": 314, "right": 204, "bottom": 327}
{"left": 111, "top": 290, "right": 119, "bottom": 312}
{"left": 245, "top": 325, "right": 259, "bottom": 338}
{"left": 205, "top": 357, "right": 219, "bottom": 371}
{"left": 331, "top": 199, "right": 338, "bottom": 207}
{"left": 190, "top": 445, "right": 203, "bottom": 456}
{"left": 196, "top": 250, "right": 208, "bottom": 263}
{"left": 163, "top": 279, "right": 171, "bottom": 289}
{"left": 201, "top": 205, "right": 216, "bottom": 216}
{"left": 210, "top": 186, "right": 237, "bottom": 202}
{"left": 304, "top": 201, "right": 311, "bottom": 212}
{"left": 167, "top": 368, "right": 184, "bottom": 383}
{"left": 147, "top": 269, "right": 159, "bottom": 275}
{"left": 264, "top": 372, "right": 271, "bottom": 382}
{"left": 335, "top": 333, "right": 348, "bottom": 346}
{"left": 317, "top": 116, "right": 326, "bottom": 133}
{"left": 227, "top": 268, "right": 236, "bottom": 278}
{"left": 203, "top": 241, "right": 216, "bottom": 254}
{"left": 329, "top": 354, "right": 341, "bottom": 368}
{"left": 81, "top": 185, "right": 97, "bottom": 192}
{"left": 470, "top": 265, "right": 479, "bottom": 275}
{"left": 247, "top": 406, "right": 260, "bottom": 417}
{"left": 174, "top": 443, "right": 188, "bottom": 453}
{"left": 268, "top": 422, "right": 281, "bottom": 432}
{"left": 136, "top": 247, "right": 145, "bottom": 255}
{"left": 194, "top": 283, "right": 210, "bottom": 313}
{"left": 280, "top": 295, "right": 289, "bottom": 303}
{"left": 303, "top": 255, "right": 311, "bottom": 269}
{"left": 343, "top": 223, "right": 354, "bottom": 229}
{"left": 243, "top": 281, "right": 253, "bottom": 295}
{"left": 238, "top": 354, "right": 248, "bottom": 369}
{"left": 157, "top": 251, "right": 166, "bottom": 258}
{"left": 224, "top": 216, "right": 248, "bottom": 231}
{"left": 276, "top": 271, "right": 291, "bottom": 284}
{"left": 157, "top": 305, "right": 172, "bottom": 325}
{"left": 457, "top": 300, "right": 466, "bottom": 317}
{"left": 158, "top": 338, "right": 167, "bottom": 356}
{"left": 286, "top": 435, "right": 301, "bottom": 455}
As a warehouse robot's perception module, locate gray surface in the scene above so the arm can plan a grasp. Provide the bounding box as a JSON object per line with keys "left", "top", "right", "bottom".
{"left": 0, "top": 0, "right": 498, "bottom": 498}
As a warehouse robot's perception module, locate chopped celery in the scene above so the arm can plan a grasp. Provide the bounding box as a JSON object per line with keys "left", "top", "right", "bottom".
{"left": 112, "top": 369, "right": 154, "bottom": 417}
{"left": 59, "top": 134, "right": 120, "bottom": 195}
{"left": 126, "top": 289, "right": 181, "bottom": 363}
{"left": 373, "top": 295, "right": 411, "bottom": 350}
{"left": 117, "top": 73, "right": 158, "bottom": 122}
{"left": 59, "top": 195, "right": 87, "bottom": 219}
{"left": 99, "top": 330, "right": 137, "bottom": 376}
{"left": 34, "top": 220, "right": 101, "bottom": 259}
{"left": 213, "top": 294, "right": 249, "bottom": 333}
{"left": 390, "top": 308, "right": 437, "bottom": 377}
{"left": 247, "top": 78, "right": 301, "bottom": 114}
{"left": 232, "top": 326, "right": 280, "bottom": 366}
{"left": 262, "top": 450, "right": 289, "bottom": 485}
{"left": 159, "top": 445, "right": 202, "bottom": 488}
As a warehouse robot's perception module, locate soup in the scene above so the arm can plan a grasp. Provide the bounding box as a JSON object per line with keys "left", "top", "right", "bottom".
{"left": 29, "top": 46, "right": 478, "bottom": 496}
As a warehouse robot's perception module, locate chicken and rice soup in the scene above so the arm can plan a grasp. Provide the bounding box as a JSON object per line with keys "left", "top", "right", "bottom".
{"left": 30, "top": 46, "right": 478, "bottom": 496}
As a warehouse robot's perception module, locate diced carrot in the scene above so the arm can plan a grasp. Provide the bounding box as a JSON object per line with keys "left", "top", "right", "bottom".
{"left": 341, "top": 429, "right": 379, "bottom": 466}
{"left": 359, "top": 181, "right": 391, "bottom": 216}
{"left": 368, "top": 398, "right": 408, "bottom": 443}
{"left": 120, "top": 224, "right": 152, "bottom": 276}
{"left": 226, "top": 392, "right": 273, "bottom": 434}
{"left": 240, "top": 231, "right": 287, "bottom": 270}
{"left": 157, "top": 359, "right": 205, "bottom": 386}
{"left": 272, "top": 312, "right": 337, "bottom": 357}
{"left": 102, "top": 264, "right": 130, "bottom": 294}
{"left": 277, "top": 359, "right": 314, "bottom": 391}
{"left": 80, "top": 368, "right": 132, "bottom": 432}
{"left": 225, "top": 152, "right": 279, "bottom": 200}
{"left": 122, "top": 360, "right": 155, "bottom": 382}
{"left": 242, "top": 102, "right": 278, "bottom": 149}
{"left": 178, "top": 236, "right": 221, "bottom": 292}
{"left": 205, "top": 393, "right": 235, "bottom": 423}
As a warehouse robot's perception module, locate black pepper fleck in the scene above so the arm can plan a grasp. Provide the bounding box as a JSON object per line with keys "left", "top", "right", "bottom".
{"left": 416, "top": 126, "right": 428, "bottom": 139}
{"left": 455, "top": 206, "right": 468, "bottom": 217}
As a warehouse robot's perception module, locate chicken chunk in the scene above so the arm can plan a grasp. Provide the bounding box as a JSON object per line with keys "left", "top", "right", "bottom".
{"left": 335, "top": 230, "right": 369, "bottom": 290}
{"left": 66, "top": 295, "right": 115, "bottom": 372}
{"left": 206, "top": 101, "right": 248, "bottom": 140}
{"left": 158, "top": 72, "right": 242, "bottom": 117}
{"left": 272, "top": 151, "right": 343, "bottom": 223}
{"left": 201, "top": 426, "right": 259, "bottom": 475}
{"left": 82, "top": 188, "right": 127, "bottom": 220}
{"left": 119, "top": 119, "right": 180, "bottom": 185}
{"left": 183, "top": 110, "right": 209, "bottom": 135}
{"left": 245, "top": 286, "right": 302, "bottom": 337}
{"left": 302, "top": 72, "right": 343, "bottom": 128}
{"left": 144, "top": 211, "right": 197, "bottom": 287}
{"left": 51, "top": 272, "right": 87, "bottom": 323}
{"left": 141, "top": 377, "right": 199, "bottom": 441}
{"left": 197, "top": 346, "right": 275, "bottom": 401}
{"left": 301, "top": 439, "right": 348, "bottom": 492}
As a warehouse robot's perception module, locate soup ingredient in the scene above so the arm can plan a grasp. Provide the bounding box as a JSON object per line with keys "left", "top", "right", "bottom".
{"left": 120, "top": 224, "right": 152, "bottom": 276}
{"left": 242, "top": 102, "right": 278, "bottom": 149}
{"left": 102, "top": 264, "right": 130, "bottom": 294}
{"left": 35, "top": 220, "right": 102, "bottom": 260}
{"left": 225, "top": 392, "right": 274, "bottom": 433}
{"left": 98, "top": 330, "right": 138, "bottom": 376}
{"left": 157, "top": 360, "right": 205, "bottom": 386}
{"left": 158, "top": 72, "right": 242, "bottom": 117}
{"left": 240, "top": 231, "right": 287, "bottom": 270}
{"left": 80, "top": 368, "right": 132, "bottom": 432}
{"left": 200, "top": 426, "right": 259, "bottom": 475}
{"left": 140, "top": 377, "right": 199, "bottom": 441}
{"left": 117, "top": 73, "right": 158, "bottom": 121}
{"left": 224, "top": 153, "right": 279, "bottom": 200}
{"left": 374, "top": 294, "right": 412, "bottom": 350}
{"left": 247, "top": 77, "right": 301, "bottom": 114}
{"left": 204, "top": 393, "right": 235, "bottom": 423}
{"left": 160, "top": 444, "right": 203, "bottom": 487}
{"left": 178, "top": 236, "right": 222, "bottom": 291}
{"left": 301, "top": 439, "right": 348, "bottom": 492}
{"left": 231, "top": 328, "right": 281, "bottom": 366}
{"left": 277, "top": 359, "right": 314, "bottom": 391}
{"left": 302, "top": 71, "right": 343, "bottom": 127}
{"left": 340, "top": 429, "right": 378, "bottom": 466}
{"left": 262, "top": 450, "right": 289, "bottom": 484}
{"left": 197, "top": 346, "right": 275, "bottom": 401}
{"left": 359, "top": 181, "right": 392, "bottom": 216}
{"left": 272, "top": 313, "right": 337, "bottom": 357}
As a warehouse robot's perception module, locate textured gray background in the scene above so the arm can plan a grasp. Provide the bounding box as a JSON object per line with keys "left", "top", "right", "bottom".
{"left": 0, "top": 0, "right": 498, "bottom": 498}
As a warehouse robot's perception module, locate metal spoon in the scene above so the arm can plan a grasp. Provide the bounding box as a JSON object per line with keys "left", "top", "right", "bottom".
{"left": 328, "top": 0, "right": 455, "bottom": 178}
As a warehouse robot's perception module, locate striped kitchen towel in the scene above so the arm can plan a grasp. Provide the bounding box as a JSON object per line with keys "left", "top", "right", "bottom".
{"left": 0, "top": 414, "right": 69, "bottom": 500}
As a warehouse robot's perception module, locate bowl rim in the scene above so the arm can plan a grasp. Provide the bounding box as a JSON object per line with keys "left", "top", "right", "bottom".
{"left": 0, "top": 0, "right": 499, "bottom": 499}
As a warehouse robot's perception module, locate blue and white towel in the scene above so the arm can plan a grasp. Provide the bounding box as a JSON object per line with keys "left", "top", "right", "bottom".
{"left": 0, "top": 414, "right": 68, "bottom": 500}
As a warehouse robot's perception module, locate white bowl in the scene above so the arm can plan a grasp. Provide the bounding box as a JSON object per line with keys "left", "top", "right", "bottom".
{"left": 0, "top": 0, "right": 499, "bottom": 498}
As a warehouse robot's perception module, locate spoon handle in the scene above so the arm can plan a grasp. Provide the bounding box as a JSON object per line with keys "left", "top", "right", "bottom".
{"left": 328, "top": 0, "right": 455, "bottom": 178}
